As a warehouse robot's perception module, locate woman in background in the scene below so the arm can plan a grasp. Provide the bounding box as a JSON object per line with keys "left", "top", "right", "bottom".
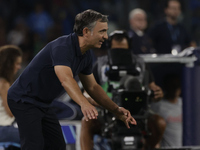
{"left": 0, "top": 45, "right": 22, "bottom": 143}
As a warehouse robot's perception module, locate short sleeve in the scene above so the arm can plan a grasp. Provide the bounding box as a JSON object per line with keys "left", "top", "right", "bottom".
{"left": 51, "top": 46, "right": 73, "bottom": 67}
{"left": 151, "top": 101, "right": 166, "bottom": 120}
{"left": 151, "top": 102, "right": 159, "bottom": 112}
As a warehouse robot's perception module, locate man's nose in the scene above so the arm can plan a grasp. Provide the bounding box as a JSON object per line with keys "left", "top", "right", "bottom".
{"left": 103, "top": 32, "right": 108, "bottom": 40}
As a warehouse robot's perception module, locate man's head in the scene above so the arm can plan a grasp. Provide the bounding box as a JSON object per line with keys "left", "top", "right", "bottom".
{"left": 73, "top": 9, "right": 109, "bottom": 48}
{"left": 164, "top": 0, "right": 181, "bottom": 21}
{"left": 163, "top": 73, "right": 181, "bottom": 100}
{"left": 129, "top": 8, "right": 147, "bottom": 32}
{"left": 0, "top": 45, "right": 22, "bottom": 83}
{"left": 108, "top": 30, "right": 130, "bottom": 49}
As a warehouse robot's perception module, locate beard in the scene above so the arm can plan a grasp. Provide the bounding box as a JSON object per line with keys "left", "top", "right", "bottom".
{"left": 168, "top": 13, "right": 180, "bottom": 21}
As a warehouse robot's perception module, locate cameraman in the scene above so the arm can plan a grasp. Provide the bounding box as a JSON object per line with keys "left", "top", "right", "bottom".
{"left": 80, "top": 30, "right": 165, "bottom": 150}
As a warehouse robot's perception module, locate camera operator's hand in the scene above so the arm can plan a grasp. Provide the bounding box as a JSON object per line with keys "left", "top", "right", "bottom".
{"left": 114, "top": 107, "right": 137, "bottom": 128}
{"left": 149, "top": 82, "right": 164, "bottom": 102}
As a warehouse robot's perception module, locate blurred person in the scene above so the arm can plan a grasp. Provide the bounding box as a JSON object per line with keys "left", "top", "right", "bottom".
{"left": 151, "top": 74, "right": 182, "bottom": 147}
{"left": 51, "top": 0, "right": 76, "bottom": 35}
{"left": 27, "top": 2, "right": 54, "bottom": 56}
{"left": 148, "top": 0, "right": 196, "bottom": 54}
{"left": 128, "top": 8, "right": 154, "bottom": 54}
{"left": 7, "top": 17, "right": 28, "bottom": 46}
{"left": 7, "top": 9, "right": 136, "bottom": 150}
{"left": 7, "top": 16, "right": 34, "bottom": 70}
{"left": 80, "top": 30, "right": 165, "bottom": 150}
{"left": 27, "top": 2, "right": 54, "bottom": 41}
{"left": 0, "top": 45, "right": 22, "bottom": 143}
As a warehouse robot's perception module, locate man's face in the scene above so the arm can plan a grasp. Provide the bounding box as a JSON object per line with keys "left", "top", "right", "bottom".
{"left": 111, "top": 38, "right": 129, "bottom": 49}
{"left": 165, "top": 0, "right": 181, "bottom": 20}
{"left": 87, "top": 21, "right": 108, "bottom": 48}
{"left": 130, "top": 13, "right": 147, "bottom": 31}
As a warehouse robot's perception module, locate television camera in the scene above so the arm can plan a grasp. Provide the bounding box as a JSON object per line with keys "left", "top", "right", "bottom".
{"left": 101, "top": 48, "right": 153, "bottom": 150}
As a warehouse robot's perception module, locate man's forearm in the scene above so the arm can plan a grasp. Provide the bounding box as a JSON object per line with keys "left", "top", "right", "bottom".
{"left": 61, "top": 77, "right": 89, "bottom": 106}
{"left": 86, "top": 84, "right": 119, "bottom": 113}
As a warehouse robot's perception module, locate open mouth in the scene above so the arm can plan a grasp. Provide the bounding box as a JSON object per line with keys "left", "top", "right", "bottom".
{"left": 99, "top": 40, "right": 104, "bottom": 45}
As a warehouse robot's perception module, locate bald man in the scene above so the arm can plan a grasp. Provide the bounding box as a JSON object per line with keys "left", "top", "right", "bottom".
{"left": 128, "top": 8, "right": 154, "bottom": 54}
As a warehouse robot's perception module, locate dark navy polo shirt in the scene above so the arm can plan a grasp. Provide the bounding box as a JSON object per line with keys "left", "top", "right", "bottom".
{"left": 8, "top": 33, "right": 93, "bottom": 107}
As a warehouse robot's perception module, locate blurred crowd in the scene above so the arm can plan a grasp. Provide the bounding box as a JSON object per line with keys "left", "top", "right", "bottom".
{"left": 0, "top": 0, "right": 200, "bottom": 149}
{"left": 0, "top": 0, "right": 200, "bottom": 66}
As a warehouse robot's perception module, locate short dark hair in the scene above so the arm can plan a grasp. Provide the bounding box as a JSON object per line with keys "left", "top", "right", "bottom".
{"left": 73, "top": 9, "right": 108, "bottom": 36}
{"left": 107, "top": 30, "right": 131, "bottom": 49}
{"left": 0, "top": 45, "right": 22, "bottom": 83}
{"left": 163, "top": 74, "right": 181, "bottom": 99}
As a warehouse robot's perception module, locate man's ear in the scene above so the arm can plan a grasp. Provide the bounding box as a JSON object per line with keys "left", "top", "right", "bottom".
{"left": 82, "top": 27, "right": 90, "bottom": 36}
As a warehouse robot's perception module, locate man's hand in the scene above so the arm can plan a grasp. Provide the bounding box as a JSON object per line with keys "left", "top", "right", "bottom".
{"left": 149, "top": 82, "right": 163, "bottom": 102}
{"left": 81, "top": 102, "right": 98, "bottom": 121}
{"left": 113, "top": 107, "right": 137, "bottom": 128}
{"left": 152, "top": 85, "right": 163, "bottom": 100}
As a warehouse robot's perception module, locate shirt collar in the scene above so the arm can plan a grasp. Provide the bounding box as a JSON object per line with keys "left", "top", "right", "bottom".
{"left": 72, "top": 33, "right": 82, "bottom": 57}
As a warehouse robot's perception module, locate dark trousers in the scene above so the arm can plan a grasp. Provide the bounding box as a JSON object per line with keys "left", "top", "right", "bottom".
{"left": 8, "top": 99, "right": 66, "bottom": 150}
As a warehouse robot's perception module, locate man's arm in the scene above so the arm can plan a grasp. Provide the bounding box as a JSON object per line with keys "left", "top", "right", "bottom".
{"left": 79, "top": 73, "right": 118, "bottom": 112}
{"left": 83, "top": 90, "right": 100, "bottom": 107}
{"left": 54, "top": 65, "right": 98, "bottom": 121}
{"left": 79, "top": 73, "right": 137, "bottom": 128}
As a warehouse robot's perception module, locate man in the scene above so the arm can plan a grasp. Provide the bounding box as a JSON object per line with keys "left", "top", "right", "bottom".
{"left": 128, "top": 8, "right": 154, "bottom": 54}
{"left": 148, "top": 0, "right": 196, "bottom": 54}
{"left": 7, "top": 10, "right": 136, "bottom": 150}
{"left": 80, "top": 30, "right": 166, "bottom": 150}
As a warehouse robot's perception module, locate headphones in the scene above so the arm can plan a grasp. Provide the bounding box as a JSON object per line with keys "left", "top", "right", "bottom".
{"left": 106, "top": 30, "right": 131, "bottom": 49}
